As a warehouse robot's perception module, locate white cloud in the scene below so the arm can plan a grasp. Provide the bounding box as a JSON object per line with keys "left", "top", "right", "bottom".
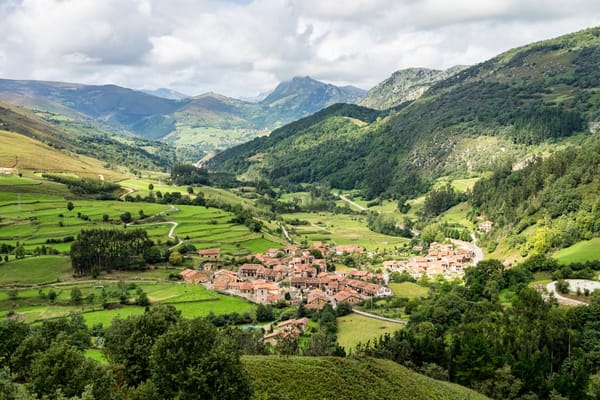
{"left": 0, "top": 0, "right": 598, "bottom": 97}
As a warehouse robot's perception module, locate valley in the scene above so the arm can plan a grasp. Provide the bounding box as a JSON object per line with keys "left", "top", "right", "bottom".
{"left": 1, "top": 24, "right": 600, "bottom": 400}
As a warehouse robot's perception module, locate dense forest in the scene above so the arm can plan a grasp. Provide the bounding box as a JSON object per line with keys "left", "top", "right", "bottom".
{"left": 471, "top": 134, "right": 600, "bottom": 253}
{"left": 70, "top": 229, "right": 154, "bottom": 276}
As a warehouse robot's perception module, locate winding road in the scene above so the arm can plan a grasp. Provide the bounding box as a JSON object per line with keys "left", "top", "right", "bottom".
{"left": 126, "top": 205, "right": 183, "bottom": 250}
{"left": 450, "top": 235, "right": 484, "bottom": 265}
{"left": 546, "top": 279, "right": 600, "bottom": 306}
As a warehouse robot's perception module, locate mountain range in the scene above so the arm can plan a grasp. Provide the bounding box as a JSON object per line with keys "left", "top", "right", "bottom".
{"left": 0, "top": 76, "right": 366, "bottom": 161}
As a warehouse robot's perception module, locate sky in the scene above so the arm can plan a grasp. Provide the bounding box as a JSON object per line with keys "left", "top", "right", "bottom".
{"left": 0, "top": 0, "right": 599, "bottom": 98}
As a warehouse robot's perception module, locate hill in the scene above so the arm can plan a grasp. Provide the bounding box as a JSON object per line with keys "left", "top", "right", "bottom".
{"left": 0, "top": 76, "right": 366, "bottom": 161}
{"left": 211, "top": 26, "right": 600, "bottom": 199}
{"left": 359, "top": 66, "right": 467, "bottom": 110}
{"left": 0, "top": 102, "right": 173, "bottom": 174}
{"left": 243, "top": 355, "right": 489, "bottom": 400}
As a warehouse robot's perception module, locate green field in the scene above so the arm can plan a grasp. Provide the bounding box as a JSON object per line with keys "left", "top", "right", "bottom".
{"left": 388, "top": 282, "right": 430, "bottom": 298}
{"left": 243, "top": 356, "right": 489, "bottom": 400}
{"left": 0, "top": 256, "right": 72, "bottom": 285}
{"left": 0, "top": 176, "right": 41, "bottom": 186}
{"left": 337, "top": 313, "right": 402, "bottom": 351}
{"left": 554, "top": 238, "right": 600, "bottom": 264}
{"left": 84, "top": 348, "right": 108, "bottom": 364}
{"left": 0, "top": 280, "right": 257, "bottom": 327}
{"left": 285, "top": 211, "right": 409, "bottom": 250}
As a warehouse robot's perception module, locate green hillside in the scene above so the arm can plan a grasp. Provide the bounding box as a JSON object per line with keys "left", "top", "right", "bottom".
{"left": 243, "top": 356, "right": 489, "bottom": 400}
{"left": 0, "top": 102, "right": 174, "bottom": 174}
{"left": 211, "top": 27, "right": 600, "bottom": 199}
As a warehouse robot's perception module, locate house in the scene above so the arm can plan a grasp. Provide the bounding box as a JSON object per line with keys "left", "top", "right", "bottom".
{"left": 335, "top": 244, "right": 365, "bottom": 256}
{"left": 198, "top": 248, "right": 221, "bottom": 259}
{"left": 266, "top": 248, "right": 281, "bottom": 258}
{"left": 306, "top": 289, "right": 329, "bottom": 310}
{"left": 179, "top": 268, "right": 209, "bottom": 284}
{"left": 478, "top": 220, "right": 494, "bottom": 233}
{"left": 254, "top": 282, "right": 281, "bottom": 304}
{"left": 239, "top": 263, "right": 263, "bottom": 279}
{"left": 263, "top": 318, "right": 309, "bottom": 346}
{"left": 334, "top": 289, "right": 362, "bottom": 305}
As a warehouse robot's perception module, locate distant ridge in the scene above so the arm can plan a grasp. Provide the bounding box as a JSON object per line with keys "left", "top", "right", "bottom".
{"left": 359, "top": 65, "right": 467, "bottom": 110}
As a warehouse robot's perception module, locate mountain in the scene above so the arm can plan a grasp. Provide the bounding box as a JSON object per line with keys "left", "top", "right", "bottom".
{"left": 359, "top": 66, "right": 467, "bottom": 110}
{"left": 142, "top": 88, "right": 190, "bottom": 100}
{"left": 243, "top": 356, "right": 489, "bottom": 400}
{"left": 0, "top": 76, "right": 366, "bottom": 161}
{"left": 259, "top": 76, "right": 366, "bottom": 124}
{"left": 210, "top": 27, "right": 600, "bottom": 199}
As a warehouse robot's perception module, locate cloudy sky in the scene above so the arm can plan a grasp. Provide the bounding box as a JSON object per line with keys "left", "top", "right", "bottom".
{"left": 0, "top": 0, "right": 599, "bottom": 98}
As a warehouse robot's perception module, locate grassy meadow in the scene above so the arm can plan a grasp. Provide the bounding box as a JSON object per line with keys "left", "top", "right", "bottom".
{"left": 554, "top": 238, "right": 600, "bottom": 264}
{"left": 388, "top": 282, "right": 430, "bottom": 298}
{"left": 337, "top": 312, "right": 402, "bottom": 351}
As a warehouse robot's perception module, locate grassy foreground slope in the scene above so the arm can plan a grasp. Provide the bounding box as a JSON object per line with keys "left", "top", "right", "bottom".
{"left": 243, "top": 356, "right": 489, "bottom": 400}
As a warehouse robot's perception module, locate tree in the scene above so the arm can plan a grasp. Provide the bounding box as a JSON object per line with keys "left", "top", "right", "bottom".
{"left": 29, "top": 342, "right": 113, "bottom": 400}
{"left": 255, "top": 304, "right": 274, "bottom": 322}
{"left": 168, "top": 251, "right": 184, "bottom": 266}
{"left": 102, "top": 214, "right": 109, "bottom": 222}
{"left": 104, "top": 306, "right": 181, "bottom": 386}
{"left": 67, "top": 202, "right": 74, "bottom": 212}
{"left": 120, "top": 211, "right": 132, "bottom": 224}
{"left": 14, "top": 246, "right": 25, "bottom": 260}
{"left": 70, "top": 288, "right": 83, "bottom": 305}
{"left": 187, "top": 186, "right": 194, "bottom": 194}
{"left": 148, "top": 183, "right": 154, "bottom": 191}
{"left": 150, "top": 318, "right": 252, "bottom": 400}
{"left": 556, "top": 279, "right": 570, "bottom": 294}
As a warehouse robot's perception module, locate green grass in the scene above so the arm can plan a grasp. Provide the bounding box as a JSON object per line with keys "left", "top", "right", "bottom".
{"left": 337, "top": 313, "right": 402, "bottom": 351}
{"left": 0, "top": 176, "right": 41, "bottom": 186}
{"left": 285, "top": 211, "right": 409, "bottom": 250}
{"left": 388, "top": 282, "right": 430, "bottom": 298}
{"left": 243, "top": 355, "right": 489, "bottom": 400}
{"left": 84, "top": 348, "right": 109, "bottom": 364}
{"left": 554, "top": 238, "right": 600, "bottom": 264}
{"left": 0, "top": 256, "right": 72, "bottom": 285}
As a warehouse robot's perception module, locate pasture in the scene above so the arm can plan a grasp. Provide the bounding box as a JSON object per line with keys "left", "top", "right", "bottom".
{"left": 284, "top": 211, "right": 409, "bottom": 250}
{"left": 337, "top": 313, "right": 402, "bottom": 351}
{"left": 554, "top": 238, "right": 600, "bottom": 264}
{"left": 388, "top": 282, "right": 430, "bottom": 299}
{"left": 0, "top": 280, "right": 257, "bottom": 327}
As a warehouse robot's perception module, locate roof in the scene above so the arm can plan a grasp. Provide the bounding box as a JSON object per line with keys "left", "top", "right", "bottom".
{"left": 198, "top": 248, "right": 221, "bottom": 256}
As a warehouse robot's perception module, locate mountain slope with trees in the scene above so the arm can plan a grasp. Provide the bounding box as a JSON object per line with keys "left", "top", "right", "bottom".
{"left": 211, "top": 27, "right": 600, "bottom": 200}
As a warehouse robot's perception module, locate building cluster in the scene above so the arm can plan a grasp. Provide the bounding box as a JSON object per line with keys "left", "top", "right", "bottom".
{"left": 179, "top": 242, "right": 392, "bottom": 311}
{"left": 383, "top": 242, "right": 475, "bottom": 279}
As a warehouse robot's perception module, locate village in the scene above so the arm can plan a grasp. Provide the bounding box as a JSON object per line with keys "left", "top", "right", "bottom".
{"left": 177, "top": 240, "right": 476, "bottom": 343}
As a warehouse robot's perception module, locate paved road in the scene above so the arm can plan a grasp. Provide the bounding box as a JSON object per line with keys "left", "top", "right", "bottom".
{"left": 546, "top": 279, "right": 600, "bottom": 306}
{"left": 338, "top": 194, "right": 367, "bottom": 211}
{"left": 450, "top": 236, "right": 484, "bottom": 265}
{"left": 351, "top": 309, "right": 407, "bottom": 325}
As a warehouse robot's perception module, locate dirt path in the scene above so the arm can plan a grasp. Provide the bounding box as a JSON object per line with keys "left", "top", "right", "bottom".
{"left": 337, "top": 194, "right": 367, "bottom": 211}
{"left": 278, "top": 222, "right": 293, "bottom": 243}
{"left": 119, "top": 187, "right": 135, "bottom": 200}
{"left": 98, "top": 174, "right": 104, "bottom": 181}
{"left": 127, "top": 205, "right": 182, "bottom": 250}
